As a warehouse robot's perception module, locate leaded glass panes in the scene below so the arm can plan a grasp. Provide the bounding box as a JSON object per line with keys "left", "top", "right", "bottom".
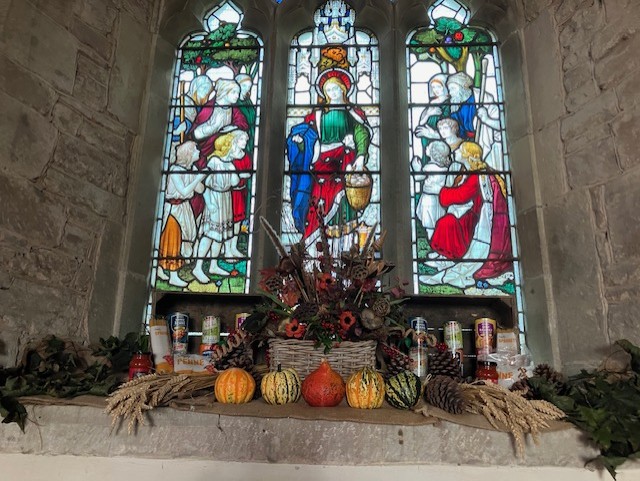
{"left": 150, "top": 0, "right": 263, "bottom": 294}
{"left": 406, "top": 1, "right": 524, "bottom": 330}
{"left": 282, "top": 0, "right": 380, "bottom": 255}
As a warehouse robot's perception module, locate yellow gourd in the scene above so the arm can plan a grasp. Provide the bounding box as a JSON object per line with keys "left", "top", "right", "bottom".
{"left": 345, "top": 366, "right": 385, "bottom": 409}
{"left": 214, "top": 367, "right": 255, "bottom": 404}
{"left": 261, "top": 365, "right": 301, "bottom": 405}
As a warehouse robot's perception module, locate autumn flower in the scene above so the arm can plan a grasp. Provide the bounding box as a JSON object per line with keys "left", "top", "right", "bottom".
{"left": 285, "top": 319, "right": 306, "bottom": 339}
{"left": 339, "top": 311, "right": 357, "bottom": 332}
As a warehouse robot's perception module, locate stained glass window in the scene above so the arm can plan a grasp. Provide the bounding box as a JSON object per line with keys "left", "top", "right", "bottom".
{"left": 149, "top": 0, "right": 263, "bottom": 295}
{"left": 407, "top": 0, "right": 525, "bottom": 330}
{"left": 282, "top": 0, "right": 381, "bottom": 256}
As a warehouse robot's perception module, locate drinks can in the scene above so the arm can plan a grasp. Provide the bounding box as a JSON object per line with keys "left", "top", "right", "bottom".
{"left": 475, "top": 317, "right": 497, "bottom": 358}
{"left": 444, "top": 320, "right": 464, "bottom": 372}
{"left": 235, "top": 312, "right": 250, "bottom": 330}
{"left": 200, "top": 315, "right": 220, "bottom": 356}
{"left": 409, "top": 317, "right": 428, "bottom": 380}
{"left": 168, "top": 312, "right": 189, "bottom": 355}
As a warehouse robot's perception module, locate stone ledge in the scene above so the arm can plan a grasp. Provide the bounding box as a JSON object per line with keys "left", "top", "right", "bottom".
{"left": 0, "top": 403, "right": 599, "bottom": 467}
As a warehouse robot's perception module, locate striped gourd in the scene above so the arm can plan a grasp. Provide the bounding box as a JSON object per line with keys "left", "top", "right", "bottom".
{"left": 346, "top": 366, "right": 385, "bottom": 409}
{"left": 385, "top": 370, "right": 421, "bottom": 410}
{"left": 261, "top": 365, "right": 301, "bottom": 405}
{"left": 214, "top": 367, "right": 255, "bottom": 404}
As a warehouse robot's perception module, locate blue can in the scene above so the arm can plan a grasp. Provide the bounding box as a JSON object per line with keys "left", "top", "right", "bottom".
{"left": 168, "top": 312, "right": 189, "bottom": 355}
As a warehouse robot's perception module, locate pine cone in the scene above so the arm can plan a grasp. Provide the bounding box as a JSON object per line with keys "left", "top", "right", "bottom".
{"left": 380, "top": 344, "right": 413, "bottom": 378}
{"left": 424, "top": 375, "right": 467, "bottom": 414}
{"left": 210, "top": 331, "right": 254, "bottom": 372}
{"left": 372, "top": 297, "right": 391, "bottom": 317}
{"left": 264, "top": 274, "right": 284, "bottom": 293}
{"left": 429, "top": 350, "right": 462, "bottom": 380}
{"left": 510, "top": 378, "right": 533, "bottom": 399}
{"left": 533, "top": 363, "right": 564, "bottom": 386}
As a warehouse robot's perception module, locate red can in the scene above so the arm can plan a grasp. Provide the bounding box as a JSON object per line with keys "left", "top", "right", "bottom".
{"left": 128, "top": 352, "right": 153, "bottom": 380}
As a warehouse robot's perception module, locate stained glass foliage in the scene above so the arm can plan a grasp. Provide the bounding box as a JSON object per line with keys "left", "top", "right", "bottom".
{"left": 406, "top": 1, "right": 524, "bottom": 330}
{"left": 150, "top": 0, "right": 263, "bottom": 295}
{"left": 282, "top": 0, "right": 381, "bottom": 257}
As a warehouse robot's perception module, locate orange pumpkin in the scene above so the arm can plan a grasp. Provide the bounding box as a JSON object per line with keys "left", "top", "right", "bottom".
{"left": 346, "top": 366, "right": 385, "bottom": 409}
{"left": 301, "top": 359, "right": 345, "bottom": 407}
{"left": 214, "top": 367, "right": 255, "bottom": 404}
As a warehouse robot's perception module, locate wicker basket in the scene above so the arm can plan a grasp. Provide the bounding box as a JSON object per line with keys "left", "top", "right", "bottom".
{"left": 345, "top": 173, "right": 372, "bottom": 211}
{"left": 267, "top": 338, "right": 377, "bottom": 379}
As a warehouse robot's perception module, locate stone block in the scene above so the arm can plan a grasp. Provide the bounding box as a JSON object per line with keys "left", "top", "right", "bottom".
{"left": 521, "top": 275, "right": 555, "bottom": 365}
{"left": 42, "top": 167, "right": 125, "bottom": 220}
{"left": 0, "top": 54, "right": 57, "bottom": 116}
{"left": 53, "top": 134, "right": 128, "bottom": 196}
{"left": 73, "top": 261, "right": 95, "bottom": 294}
{"left": 543, "top": 190, "right": 607, "bottom": 366}
{"left": 0, "top": 278, "right": 85, "bottom": 337}
{"left": 122, "top": 0, "right": 156, "bottom": 27}
{"left": 0, "top": 91, "right": 57, "bottom": 180}
{"left": 594, "top": 32, "right": 640, "bottom": 91}
{"left": 554, "top": 0, "right": 597, "bottom": 26}
{"left": 500, "top": 33, "right": 529, "bottom": 141}
{"left": 560, "top": 90, "right": 619, "bottom": 144}
{"left": 70, "top": 17, "right": 113, "bottom": 61}
{"left": 66, "top": 204, "right": 105, "bottom": 233}
{"left": 611, "top": 107, "right": 640, "bottom": 171}
{"left": 59, "top": 222, "right": 98, "bottom": 259}
{"left": 563, "top": 122, "right": 610, "bottom": 155}
{"left": 509, "top": 135, "right": 536, "bottom": 211}
{"left": 604, "top": 168, "right": 640, "bottom": 261}
{"left": 51, "top": 101, "right": 83, "bottom": 136}
{"left": 562, "top": 62, "right": 593, "bottom": 92}
{"left": 0, "top": 174, "right": 66, "bottom": 247}
{"left": 608, "top": 297, "right": 640, "bottom": 346}
{"left": 73, "top": 75, "right": 108, "bottom": 111}
{"left": 0, "top": 244, "right": 79, "bottom": 289}
{"left": 76, "top": 0, "right": 118, "bottom": 33}
{"left": 565, "top": 80, "right": 599, "bottom": 113}
{"left": 532, "top": 120, "right": 568, "bottom": 203}
{"left": 603, "top": 257, "right": 640, "bottom": 288}
{"left": 616, "top": 66, "right": 640, "bottom": 111}
{"left": 78, "top": 119, "right": 130, "bottom": 161}
{"left": 77, "top": 53, "right": 110, "bottom": 86}
{"left": 524, "top": 10, "right": 565, "bottom": 130}
{"left": 516, "top": 208, "right": 544, "bottom": 279}
{"left": 108, "top": 13, "right": 152, "bottom": 131}
{"left": 87, "top": 220, "right": 124, "bottom": 341}
{"left": 523, "top": 0, "right": 553, "bottom": 22}
{"left": 565, "top": 135, "right": 620, "bottom": 188}
{"left": 2, "top": 1, "right": 78, "bottom": 93}
{"left": 31, "top": 0, "right": 75, "bottom": 28}
{"left": 591, "top": 6, "right": 640, "bottom": 61}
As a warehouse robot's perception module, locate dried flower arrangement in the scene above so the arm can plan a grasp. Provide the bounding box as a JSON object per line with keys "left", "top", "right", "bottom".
{"left": 243, "top": 217, "right": 408, "bottom": 353}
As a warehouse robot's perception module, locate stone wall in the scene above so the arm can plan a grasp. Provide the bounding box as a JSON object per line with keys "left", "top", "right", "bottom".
{"left": 0, "top": 0, "right": 156, "bottom": 367}
{"left": 517, "top": 0, "right": 640, "bottom": 371}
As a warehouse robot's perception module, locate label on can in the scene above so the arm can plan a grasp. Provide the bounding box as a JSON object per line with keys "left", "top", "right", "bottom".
{"left": 444, "top": 321, "right": 463, "bottom": 351}
{"left": 475, "top": 317, "right": 497, "bottom": 357}
{"left": 169, "top": 312, "right": 189, "bottom": 355}
{"left": 235, "top": 312, "right": 250, "bottom": 330}
{"left": 202, "top": 316, "right": 220, "bottom": 344}
{"left": 409, "top": 316, "right": 428, "bottom": 333}
{"left": 410, "top": 345, "right": 428, "bottom": 381}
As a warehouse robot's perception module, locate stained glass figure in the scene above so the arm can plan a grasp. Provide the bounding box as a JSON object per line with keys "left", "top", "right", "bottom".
{"left": 150, "top": 0, "right": 263, "bottom": 294}
{"left": 407, "top": 0, "right": 524, "bottom": 330}
{"left": 282, "top": 0, "right": 380, "bottom": 256}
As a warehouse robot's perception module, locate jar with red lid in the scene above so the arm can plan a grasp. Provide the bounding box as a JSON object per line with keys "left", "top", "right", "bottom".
{"left": 476, "top": 361, "right": 498, "bottom": 384}
{"left": 128, "top": 352, "right": 153, "bottom": 380}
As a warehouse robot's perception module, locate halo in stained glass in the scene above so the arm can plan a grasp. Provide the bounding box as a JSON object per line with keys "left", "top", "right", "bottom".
{"left": 149, "top": 0, "right": 263, "bottom": 295}
{"left": 282, "top": 0, "right": 381, "bottom": 257}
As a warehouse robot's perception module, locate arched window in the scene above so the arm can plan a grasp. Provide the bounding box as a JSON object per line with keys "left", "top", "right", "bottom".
{"left": 149, "top": 0, "right": 263, "bottom": 300}
{"left": 407, "top": 0, "right": 525, "bottom": 331}
{"left": 281, "top": 0, "right": 381, "bottom": 255}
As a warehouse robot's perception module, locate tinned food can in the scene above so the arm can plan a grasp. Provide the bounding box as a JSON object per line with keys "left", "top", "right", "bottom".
{"left": 444, "top": 320, "right": 464, "bottom": 371}
{"left": 168, "top": 312, "right": 189, "bottom": 355}
{"left": 475, "top": 317, "right": 497, "bottom": 358}
{"left": 409, "top": 317, "right": 429, "bottom": 381}
{"left": 200, "top": 315, "right": 220, "bottom": 356}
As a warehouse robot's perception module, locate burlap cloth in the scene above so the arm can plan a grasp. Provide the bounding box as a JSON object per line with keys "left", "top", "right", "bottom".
{"left": 17, "top": 395, "right": 571, "bottom": 431}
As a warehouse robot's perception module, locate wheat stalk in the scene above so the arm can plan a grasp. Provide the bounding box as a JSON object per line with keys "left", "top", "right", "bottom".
{"left": 106, "top": 373, "right": 218, "bottom": 434}
{"left": 461, "top": 382, "right": 566, "bottom": 459}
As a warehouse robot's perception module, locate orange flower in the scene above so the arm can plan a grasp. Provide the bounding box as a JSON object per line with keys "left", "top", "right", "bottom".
{"left": 285, "top": 319, "right": 306, "bottom": 339}
{"left": 339, "top": 311, "right": 357, "bottom": 331}
{"left": 316, "top": 272, "right": 335, "bottom": 291}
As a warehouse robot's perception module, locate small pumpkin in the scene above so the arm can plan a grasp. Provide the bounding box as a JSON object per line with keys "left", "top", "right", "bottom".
{"left": 261, "top": 364, "right": 302, "bottom": 405}
{"left": 385, "top": 370, "right": 421, "bottom": 410}
{"left": 214, "top": 367, "right": 255, "bottom": 404}
{"left": 346, "top": 366, "right": 385, "bottom": 409}
{"left": 301, "top": 359, "right": 345, "bottom": 407}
